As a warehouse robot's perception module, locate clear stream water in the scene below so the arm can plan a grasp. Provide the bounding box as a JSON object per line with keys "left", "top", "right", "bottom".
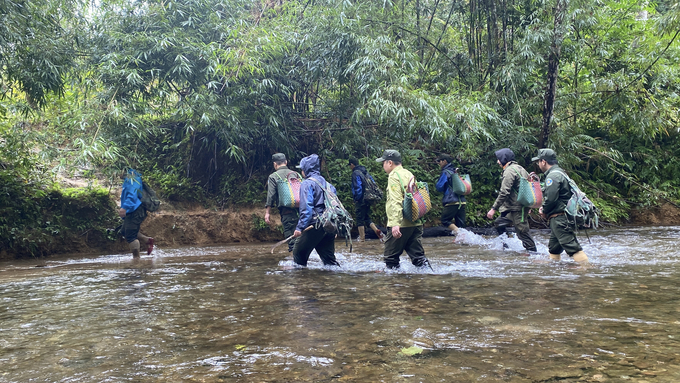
{"left": 1, "top": 227, "right": 679, "bottom": 382}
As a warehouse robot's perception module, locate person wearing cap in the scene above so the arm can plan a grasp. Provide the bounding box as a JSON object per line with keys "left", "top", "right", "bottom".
{"left": 349, "top": 158, "right": 383, "bottom": 242}
{"left": 486, "top": 148, "right": 537, "bottom": 252}
{"left": 532, "top": 148, "right": 589, "bottom": 264}
{"left": 291, "top": 154, "right": 340, "bottom": 267}
{"left": 376, "top": 150, "right": 430, "bottom": 269}
{"left": 265, "top": 153, "right": 301, "bottom": 252}
{"left": 435, "top": 154, "right": 466, "bottom": 234}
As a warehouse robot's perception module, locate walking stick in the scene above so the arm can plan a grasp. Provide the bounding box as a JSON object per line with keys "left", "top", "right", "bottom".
{"left": 270, "top": 225, "right": 313, "bottom": 254}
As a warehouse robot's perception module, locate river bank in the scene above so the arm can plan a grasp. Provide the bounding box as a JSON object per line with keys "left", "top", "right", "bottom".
{"left": 2, "top": 196, "right": 679, "bottom": 261}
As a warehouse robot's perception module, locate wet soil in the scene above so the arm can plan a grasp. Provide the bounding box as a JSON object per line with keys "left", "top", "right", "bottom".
{"left": 2, "top": 197, "right": 679, "bottom": 261}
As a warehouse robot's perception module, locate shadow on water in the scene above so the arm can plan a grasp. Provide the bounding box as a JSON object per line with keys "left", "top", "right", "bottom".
{"left": 1, "top": 227, "right": 680, "bottom": 382}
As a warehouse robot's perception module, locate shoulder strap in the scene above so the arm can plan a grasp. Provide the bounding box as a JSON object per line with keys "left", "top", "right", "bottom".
{"left": 395, "top": 172, "right": 407, "bottom": 194}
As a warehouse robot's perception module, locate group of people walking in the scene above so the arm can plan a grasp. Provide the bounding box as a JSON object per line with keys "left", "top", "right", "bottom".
{"left": 116, "top": 146, "right": 589, "bottom": 266}
{"left": 264, "top": 147, "right": 590, "bottom": 269}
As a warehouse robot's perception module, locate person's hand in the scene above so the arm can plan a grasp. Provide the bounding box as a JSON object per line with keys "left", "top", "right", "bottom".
{"left": 539, "top": 206, "right": 546, "bottom": 219}
{"left": 293, "top": 230, "right": 302, "bottom": 238}
{"left": 391, "top": 226, "right": 402, "bottom": 239}
{"left": 486, "top": 208, "right": 495, "bottom": 219}
{"left": 264, "top": 212, "right": 271, "bottom": 224}
{"left": 118, "top": 208, "right": 126, "bottom": 218}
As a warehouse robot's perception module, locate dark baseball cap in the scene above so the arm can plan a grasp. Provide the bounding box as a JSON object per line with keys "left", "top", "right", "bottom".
{"left": 531, "top": 148, "right": 557, "bottom": 162}
{"left": 375, "top": 150, "right": 401, "bottom": 163}
{"left": 272, "top": 153, "right": 286, "bottom": 162}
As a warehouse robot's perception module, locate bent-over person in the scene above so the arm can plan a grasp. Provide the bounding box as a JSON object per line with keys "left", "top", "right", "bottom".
{"left": 119, "top": 169, "right": 154, "bottom": 258}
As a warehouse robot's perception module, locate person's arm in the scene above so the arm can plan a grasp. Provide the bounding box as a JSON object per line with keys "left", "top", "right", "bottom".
{"left": 541, "top": 174, "right": 561, "bottom": 215}
{"left": 352, "top": 173, "right": 363, "bottom": 201}
{"left": 296, "top": 182, "right": 315, "bottom": 232}
{"left": 435, "top": 171, "right": 448, "bottom": 193}
{"left": 120, "top": 180, "right": 138, "bottom": 214}
{"left": 385, "top": 174, "right": 404, "bottom": 228}
{"left": 491, "top": 168, "right": 514, "bottom": 211}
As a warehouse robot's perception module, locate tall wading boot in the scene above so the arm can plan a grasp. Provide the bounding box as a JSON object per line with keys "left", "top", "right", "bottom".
{"left": 129, "top": 239, "right": 141, "bottom": 259}
{"left": 358, "top": 226, "right": 366, "bottom": 242}
{"left": 572, "top": 251, "right": 589, "bottom": 264}
{"left": 369, "top": 223, "right": 384, "bottom": 242}
{"left": 549, "top": 253, "right": 561, "bottom": 261}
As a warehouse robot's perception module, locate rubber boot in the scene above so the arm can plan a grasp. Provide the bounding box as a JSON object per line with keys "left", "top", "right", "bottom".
{"left": 129, "top": 239, "right": 141, "bottom": 259}
{"left": 447, "top": 224, "right": 459, "bottom": 235}
{"left": 572, "top": 251, "right": 589, "bottom": 264}
{"left": 369, "top": 223, "right": 384, "bottom": 242}
{"left": 358, "top": 226, "right": 366, "bottom": 242}
{"left": 549, "top": 253, "right": 561, "bottom": 261}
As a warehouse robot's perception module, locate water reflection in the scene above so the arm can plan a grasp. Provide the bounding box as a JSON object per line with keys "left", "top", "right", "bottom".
{"left": 1, "top": 227, "right": 680, "bottom": 382}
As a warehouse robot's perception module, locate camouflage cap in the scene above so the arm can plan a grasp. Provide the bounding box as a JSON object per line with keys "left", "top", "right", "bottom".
{"left": 375, "top": 149, "right": 402, "bottom": 163}
{"left": 531, "top": 148, "right": 557, "bottom": 162}
{"left": 272, "top": 153, "right": 286, "bottom": 162}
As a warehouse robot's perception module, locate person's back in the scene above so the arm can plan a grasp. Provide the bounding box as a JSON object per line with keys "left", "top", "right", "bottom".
{"left": 435, "top": 155, "right": 466, "bottom": 233}
{"left": 292, "top": 154, "right": 340, "bottom": 267}
{"left": 265, "top": 153, "right": 300, "bottom": 252}
{"left": 349, "top": 158, "right": 383, "bottom": 241}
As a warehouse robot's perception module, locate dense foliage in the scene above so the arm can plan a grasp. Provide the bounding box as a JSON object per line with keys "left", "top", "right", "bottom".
{"left": 1, "top": 0, "right": 679, "bottom": 255}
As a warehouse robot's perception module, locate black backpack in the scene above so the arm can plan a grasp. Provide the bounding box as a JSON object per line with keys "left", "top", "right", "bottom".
{"left": 360, "top": 172, "right": 384, "bottom": 203}
{"left": 139, "top": 182, "right": 161, "bottom": 212}
{"left": 309, "top": 178, "right": 354, "bottom": 248}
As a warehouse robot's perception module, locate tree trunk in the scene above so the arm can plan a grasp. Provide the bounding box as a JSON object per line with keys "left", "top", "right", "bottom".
{"left": 539, "top": 0, "right": 567, "bottom": 148}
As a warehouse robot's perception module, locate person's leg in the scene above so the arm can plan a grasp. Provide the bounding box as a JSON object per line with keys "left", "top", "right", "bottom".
{"left": 280, "top": 210, "right": 299, "bottom": 252}
{"left": 454, "top": 204, "right": 466, "bottom": 228}
{"left": 552, "top": 215, "right": 587, "bottom": 262}
{"left": 441, "top": 204, "right": 459, "bottom": 232}
{"left": 512, "top": 209, "right": 537, "bottom": 251}
{"left": 383, "top": 228, "right": 408, "bottom": 269}
{"left": 293, "top": 226, "right": 324, "bottom": 266}
{"left": 123, "top": 206, "right": 146, "bottom": 258}
{"left": 494, "top": 212, "right": 513, "bottom": 235}
{"left": 315, "top": 232, "right": 339, "bottom": 266}
{"left": 548, "top": 217, "right": 566, "bottom": 261}
{"left": 402, "top": 226, "right": 427, "bottom": 267}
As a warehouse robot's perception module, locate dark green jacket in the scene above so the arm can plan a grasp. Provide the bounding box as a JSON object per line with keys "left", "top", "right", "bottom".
{"left": 265, "top": 166, "right": 300, "bottom": 209}
{"left": 541, "top": 165, "right": 572, "bottom": 217}
{"left": 491, "top": 161, "right": 529, "bottom": 213}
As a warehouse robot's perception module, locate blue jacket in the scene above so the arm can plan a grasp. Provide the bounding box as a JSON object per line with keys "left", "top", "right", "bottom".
{"left": 296, "top": 154, "right": 337, "bottom": 231}
{"left": 351, "top": 165, "right": 376, "bottom": 202}
{"left": 435, "top": 163, "right": 466, "bottom": 205}
{"left": 121, "top": 169, "right": 143, "bottom": 214}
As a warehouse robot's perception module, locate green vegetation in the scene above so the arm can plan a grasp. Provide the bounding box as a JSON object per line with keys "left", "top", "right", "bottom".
{"left": 1, "top": 0, "right": 679, "bottom": 256}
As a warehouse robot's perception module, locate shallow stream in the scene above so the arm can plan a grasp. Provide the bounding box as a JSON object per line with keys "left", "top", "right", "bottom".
{"left": 1, "top": 226, "right": 679, "bottom": 382}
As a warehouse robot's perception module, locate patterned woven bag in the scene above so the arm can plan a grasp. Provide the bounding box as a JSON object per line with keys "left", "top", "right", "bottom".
{"left": 450, "top": 172, "right": 472, "bottom": 196}
{"left": 397, "top": 173, "right": 432, "bottom": 221}
{"left": 516, "top": 171, "right": 543, "bottom": 208}
{"left": 276, "top": 171, "right": 302, "bottom": 208}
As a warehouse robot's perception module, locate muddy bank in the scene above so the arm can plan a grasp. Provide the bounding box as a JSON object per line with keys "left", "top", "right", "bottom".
{"left": 2, "top": 201, "right": 679, "bottom": 261}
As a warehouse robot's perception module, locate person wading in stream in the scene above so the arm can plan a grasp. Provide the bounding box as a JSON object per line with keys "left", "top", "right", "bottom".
{"left": 486, "top": 148, "right": 537, "bottom": 252}
{"left": 265, "top": 153, "right": 301, "bottom": 252}
{"left": 533, "top": 148, "right": 589, "bottom": 264}
{"left": 349, "top": 158, "right": 383, "bottom": 242}
{"left": 119, "top": 169, "right": 154, "bottom": 258}
{"left": 435, "top": 154, "right": 466, "bottom": 235}
{"left": 291, "top": 154, "right": 340, "bottom": 267}
{"left": 377, "top": 150, "right": 430, "bottom": 270}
